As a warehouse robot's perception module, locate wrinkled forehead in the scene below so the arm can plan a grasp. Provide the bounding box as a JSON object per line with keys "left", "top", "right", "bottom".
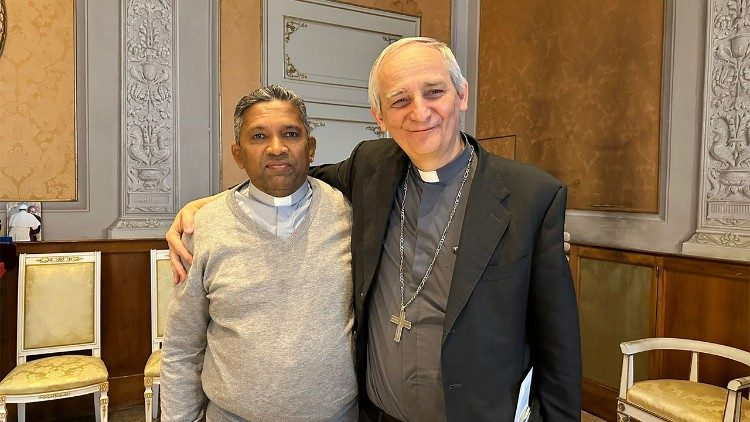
{"left": 377, "top": 44, "right": 449, "bottom": 88}
{"left": 241, "top": 100, "right": 305, "bottom": 129}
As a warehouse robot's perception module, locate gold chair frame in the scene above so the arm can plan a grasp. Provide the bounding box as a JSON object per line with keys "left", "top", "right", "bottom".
{"left": 0, "top": 252, "right": 108, "bottom": 422}
{"left": 144, "top": 249, "right": 173, "bottom": 421}
{"left": 618, "top": 337, "right": 750, "bottom": 422}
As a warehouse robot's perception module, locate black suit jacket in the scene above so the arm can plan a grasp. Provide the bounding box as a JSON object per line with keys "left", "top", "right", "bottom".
{"left": 311, "top": 134, "right": 581, "bottom": 421}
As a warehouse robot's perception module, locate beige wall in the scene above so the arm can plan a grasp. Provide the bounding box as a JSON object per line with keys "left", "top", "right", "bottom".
{"left": 219, "top": 0, "right": 452, "bottom": 189}
{"left": 0, "top": 1, "right": 76, "bottom": 200}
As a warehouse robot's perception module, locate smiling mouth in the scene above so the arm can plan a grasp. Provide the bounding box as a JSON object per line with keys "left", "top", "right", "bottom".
{"left": 409, "top": 125, "right": 438, "bottom": 133}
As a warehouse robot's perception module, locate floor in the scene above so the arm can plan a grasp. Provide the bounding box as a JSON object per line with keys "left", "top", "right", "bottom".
{"left": 105, "top": 407, "right": 608, "bottom": 422}
{"left": 55, "top": 407, "right": 609, "bottom": 421}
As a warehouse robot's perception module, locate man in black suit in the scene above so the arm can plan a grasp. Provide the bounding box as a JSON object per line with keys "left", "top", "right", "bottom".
{"left": 168, "top": 37, "right": 580, "bottom": 421}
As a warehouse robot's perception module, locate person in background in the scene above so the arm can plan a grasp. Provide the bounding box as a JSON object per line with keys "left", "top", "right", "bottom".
{"left": 27, "top": 205, "right": 42, "bottom": 241}
{"left": 168, "top": 37, "right": 580, "bottom": 421}
{"left": 8, "top": 204, "right": 40, "bottom": 242}
{"left": 161, "top": 85, "right": 358, "bottom": 421}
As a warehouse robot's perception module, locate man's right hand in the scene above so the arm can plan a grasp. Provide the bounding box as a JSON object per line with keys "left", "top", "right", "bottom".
{"left": 166, "top": 193, "right": 224, "bottom": 284}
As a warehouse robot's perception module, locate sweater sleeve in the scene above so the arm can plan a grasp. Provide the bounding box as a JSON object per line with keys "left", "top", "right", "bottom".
{"left": 160, "top": 233, "right": 210, "bottom": 422}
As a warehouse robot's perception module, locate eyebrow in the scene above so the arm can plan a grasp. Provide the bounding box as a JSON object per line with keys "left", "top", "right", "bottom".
{"left": 384, "top": 80, "right": 447, "bottom": 100}
{"left": 247, "top": 123, "right": 303, "bottom": 131}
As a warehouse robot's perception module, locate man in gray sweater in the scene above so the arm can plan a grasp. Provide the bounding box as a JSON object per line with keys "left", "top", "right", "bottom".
{"left": 161, "top": 85, "right": 358, "bottom": 421}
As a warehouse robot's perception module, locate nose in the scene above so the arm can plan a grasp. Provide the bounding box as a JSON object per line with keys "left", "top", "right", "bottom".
{"left": 267, "top": 135, "right": 288, "bottom": 156}
{"left": 409, "top": 96, "right": 430, "bottom": 122}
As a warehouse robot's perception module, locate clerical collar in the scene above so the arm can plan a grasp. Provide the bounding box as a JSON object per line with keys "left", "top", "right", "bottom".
{"left": 246, "top": 180, "right": 310, "bottom": 207}
{"left": 413, "top": 139, "right": 472, "bottom": 184}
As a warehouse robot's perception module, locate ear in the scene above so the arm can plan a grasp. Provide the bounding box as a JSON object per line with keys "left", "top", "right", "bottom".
{"left": 231, "top": 143, "right": 244, "bottom": 169}
{"left": 370, "top": 106, "right": 386, "bottom": 132}
{"left": 307, "top": 136, "right": 317, "bottom": 162}
{"left": 458, "top": 79, "right": 469, "bottom": 112}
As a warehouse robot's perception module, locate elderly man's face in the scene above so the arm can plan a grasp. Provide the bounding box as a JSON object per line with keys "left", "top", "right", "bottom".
{"left": 231, "top": 100, "right": 316, "bottom": 197}
{"left": 372, "top": 43, "right": 468, "bottom": 170}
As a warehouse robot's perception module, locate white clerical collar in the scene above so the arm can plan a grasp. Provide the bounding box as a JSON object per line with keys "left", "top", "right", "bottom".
{"left": 413, "top": 135, "right": 471, "bottom": 184}
{"left": 417, "top": 169, "right": 440, "bottom": 183}
{"left": 246, "top": 180, "right": 310, "bottom": 207}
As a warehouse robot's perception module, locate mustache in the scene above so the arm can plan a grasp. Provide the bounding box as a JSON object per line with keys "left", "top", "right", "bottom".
{"left": 265, "top": 157, "right": 292, "bottom": 166}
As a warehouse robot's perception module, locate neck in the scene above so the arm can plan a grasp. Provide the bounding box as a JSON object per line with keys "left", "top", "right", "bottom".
{"left": 410, "top": 133, "right": 466, "bottom": 172}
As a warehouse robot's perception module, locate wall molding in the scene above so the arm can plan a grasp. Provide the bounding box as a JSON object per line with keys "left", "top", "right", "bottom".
{"left": 110, "top": 0, "right": 178, "bottom": 238}
{"left": 683, "top": 0, "right": 750, "bottom": 261}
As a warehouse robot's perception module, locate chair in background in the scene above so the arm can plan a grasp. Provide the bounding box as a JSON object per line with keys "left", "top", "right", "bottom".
{"left": 0, "top": 252, "right": 108, "bottom": 422}
{"left": 144, "top": 249, "right": 174, "bottom": 421}
{"left": 618, "top": 337, "right": 750, "bottom": 422}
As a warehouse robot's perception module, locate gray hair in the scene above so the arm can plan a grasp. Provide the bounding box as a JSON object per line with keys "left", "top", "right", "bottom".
{"left": 367, "top": 37, "right": 467, "bottom": 116}
{"left": 233, "top": 85, "right": 310, "bottom": 143}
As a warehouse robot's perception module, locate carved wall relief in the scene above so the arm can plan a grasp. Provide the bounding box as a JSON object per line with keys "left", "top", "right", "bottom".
{"left": 110, "top": 0, "right": 176, "bottom": 237}
{"left": 684, "top": 0, "right": 750, "bottom": 260}
{"left": 0, "top": 0, "right": 6, "bottom": 58}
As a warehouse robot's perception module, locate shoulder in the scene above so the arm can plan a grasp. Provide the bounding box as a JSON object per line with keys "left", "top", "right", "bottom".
{"left": 481, "top": 150, "right": 563, "bottom": 192}
{"left": 350, "top": 138, "right": 402, "bottom": 165}
{"left": 193, "top": 191, "right": 233, "bottom": 228}
{"left": 309, "top": 178, "right": 352, "bottom": 214}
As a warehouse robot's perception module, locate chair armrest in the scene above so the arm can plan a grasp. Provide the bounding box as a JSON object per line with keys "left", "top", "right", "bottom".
{"left": 727, "top": 376, "right": 750, "bottom": 392}
{"left": 621, "top": 338, "right": 750, "bottom": 366}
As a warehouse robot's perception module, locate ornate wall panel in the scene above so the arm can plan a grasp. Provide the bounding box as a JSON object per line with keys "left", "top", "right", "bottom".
{"left": 477, "top": 0, "right": 664, "bottom": 213}
{"left": 341, "top": 0, "right": 450, "bottom": 44}
{"left": 683, "top": 0, "right": 750, "bottom": 261}
{"left": 262, "top": 0, "right": 419, "bottom": 178}
{"left": 110, "top": 0, "right": 176, "bottom": 237}
{"left": 221, "top": 0, "right": 448, "bottom": 189}
{"left": 0, "top": 1, "right": 76, "bottom": 200}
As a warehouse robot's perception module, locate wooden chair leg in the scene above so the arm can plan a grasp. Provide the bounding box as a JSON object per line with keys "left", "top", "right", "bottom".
{"left": 99, "top": 382, "right": 109, "bottom": 422}
{"left": 0, "top": 397, "right": 6, "bottom": 422}
{"left": 95, "top": 391, "right": 102, "bottom": 422}
{"left": 144, "top": 378, "right": 153, "bottom": 422}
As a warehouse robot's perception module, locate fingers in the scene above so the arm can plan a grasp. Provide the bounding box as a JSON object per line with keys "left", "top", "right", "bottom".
{"left": 166, "top": 218, "right": 192, "bottom": 285}
{"left": 563, "top": 230, "right": 571, "bottom": 253}
{"left": 169, "top": 248, "right": 188, "bottom": 285}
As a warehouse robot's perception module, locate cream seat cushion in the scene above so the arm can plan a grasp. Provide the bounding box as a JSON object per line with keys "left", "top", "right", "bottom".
{"left": 144, "top": 349, "right": 161, "bottom": 378}
{"left": 0, "top": 355, "right": 108, "bottom": 395}
{"left": 627, "top": 379, "right": 750, "bottom": 422}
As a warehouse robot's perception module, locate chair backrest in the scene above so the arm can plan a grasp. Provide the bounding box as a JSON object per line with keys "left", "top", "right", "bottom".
{"left": 17, "top": 252, "right": 102, "bottom": 362}
{"left": 150, "top": 249, "right": 174, "bottom": 351}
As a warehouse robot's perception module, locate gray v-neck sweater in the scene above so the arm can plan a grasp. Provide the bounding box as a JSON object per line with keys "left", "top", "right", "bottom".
{"left": 161, "top": 177, "right": 357, "bottom": 421}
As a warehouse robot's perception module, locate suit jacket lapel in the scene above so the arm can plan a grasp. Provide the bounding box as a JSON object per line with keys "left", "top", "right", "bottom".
{"left": 443, "top": 144, "right": 511, "bottom": 344}
{"left": 360, "top": 148, "right": 408, "bottom": 299}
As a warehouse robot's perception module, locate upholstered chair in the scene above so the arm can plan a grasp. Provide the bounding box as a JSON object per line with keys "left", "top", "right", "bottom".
{"left": 144, "top": 249, "right": 174, "bottom": 421}
{"left": 0, "top": 252, "right": 108, "bottom": 422}
{"left": 618, "top": 338, "right": 750, "bottom": 422}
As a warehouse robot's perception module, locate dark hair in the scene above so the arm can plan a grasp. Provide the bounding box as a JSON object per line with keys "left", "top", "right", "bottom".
{"left": 233, "top": 85, "right": 310, "bottom": 143}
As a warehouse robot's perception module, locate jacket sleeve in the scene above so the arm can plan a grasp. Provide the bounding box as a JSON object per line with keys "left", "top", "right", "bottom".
{"left": 528, "top": 186, "right": 582, "bottom": 420}
{"left": 308, "top": 140, "right": 367, "bottom": 201}
{"left": 160, "top": 234, "right": 209, "bottom": 422}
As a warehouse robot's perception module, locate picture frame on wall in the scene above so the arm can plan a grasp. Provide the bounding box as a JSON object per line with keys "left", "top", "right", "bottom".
{"left": 6, "top": 201, "right": 42, "bottom": 242}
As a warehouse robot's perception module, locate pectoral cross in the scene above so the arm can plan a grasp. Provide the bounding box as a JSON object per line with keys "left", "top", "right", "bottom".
{"left": 389, "top": 307, "right": 412, "bottom": 343}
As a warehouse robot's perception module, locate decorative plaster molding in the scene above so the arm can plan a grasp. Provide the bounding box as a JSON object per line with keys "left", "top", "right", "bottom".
{"left": 284, "top": 18, "right": 307, "bottom": 42}
{"left": 309, "top": 120, "right": 325, "bottom": 131}
{"left": 365, "top": 125, "right": 386, "bottom": 138}
{"left": 110, "top": 0, "right": 176, "bottom": 238}
{"left": 684, "top": 0, "right": 750, "bottom": 261}
{"left": 284, "top": 53, "right": 308, "bottom": 79}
